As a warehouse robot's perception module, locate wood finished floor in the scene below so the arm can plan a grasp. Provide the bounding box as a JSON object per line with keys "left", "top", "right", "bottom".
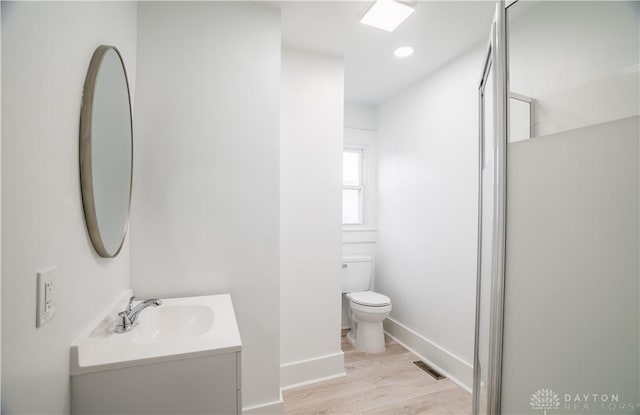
{"left": 283, "top": 332, "right": 471, "bottom": 415}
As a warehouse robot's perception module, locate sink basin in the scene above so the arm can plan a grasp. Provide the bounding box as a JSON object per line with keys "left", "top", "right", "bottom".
{"left": 132, "top": 304, "right": 215, "bottom": 345}
{"left": 70, "top": 293, "right": 243, "bottom": 414}
{"left": 71, "top": 294, "right": 241, "bottom": 375}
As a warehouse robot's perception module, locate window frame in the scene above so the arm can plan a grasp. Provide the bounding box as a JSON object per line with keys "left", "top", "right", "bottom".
{"left": 342, "top": 145, "right": 366, "bottom": 226}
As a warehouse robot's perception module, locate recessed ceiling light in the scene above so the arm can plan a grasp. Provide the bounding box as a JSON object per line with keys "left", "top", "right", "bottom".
{"left": 394, "top": 46, "right": 414, "bottom": 58}
{"left": 360, "top": 0, "right": 415, "bottom": 32}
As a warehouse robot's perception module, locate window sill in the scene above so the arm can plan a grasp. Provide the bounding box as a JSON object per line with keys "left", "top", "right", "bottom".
{"left": 342, "top": 227, "right": 377, "bottom": 232}
{"left": 342, "top": 228, "right": 377, "bottom": 244}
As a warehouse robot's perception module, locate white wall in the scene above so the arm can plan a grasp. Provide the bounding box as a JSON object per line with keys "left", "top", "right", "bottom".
{"left": 344, "top": 101, "right": 377, "bottom": 131}
{"left": 131, "top": 2, "right": 281, "bottom": 411}
{"left": 376, "top": 46, "right": 483, "bottom": 389}
{"left": 280, "top": 47, "right": 344, "bottom": 388}
{"left": 1, "top": 2, "right": 136, "bottom": 412}
{"left": 502, "top": 116, "right": 640, "bottom": 413}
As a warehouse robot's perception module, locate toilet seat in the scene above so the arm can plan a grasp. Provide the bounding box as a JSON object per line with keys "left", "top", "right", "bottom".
{"left": 348, "top": 291, "right": 391, "bottom": 307}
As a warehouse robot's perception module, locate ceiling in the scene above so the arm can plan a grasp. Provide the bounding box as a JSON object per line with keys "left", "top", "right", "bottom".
{"left": 273, "top": 1, "right": 496, "bottom": 104}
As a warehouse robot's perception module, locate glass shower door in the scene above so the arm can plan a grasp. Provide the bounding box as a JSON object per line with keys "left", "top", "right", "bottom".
{"left": 500, "top": 1, "right": 640, "bottom": 413}
{"left": 473, "top": 2, "right": 507, "bottom": 414}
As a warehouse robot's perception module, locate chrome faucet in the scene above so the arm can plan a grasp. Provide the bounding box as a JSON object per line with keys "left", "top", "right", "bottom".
{"left": 115, "top": 296, "right": 163, "bottom": 333}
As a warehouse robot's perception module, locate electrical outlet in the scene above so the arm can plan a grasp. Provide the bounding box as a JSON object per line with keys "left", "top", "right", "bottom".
{"left": 36, "top": 267, "right": 56, "bottom": 327}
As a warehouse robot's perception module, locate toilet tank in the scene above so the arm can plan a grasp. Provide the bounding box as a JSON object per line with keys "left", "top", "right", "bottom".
{"left": 342, "top": 255, "right": 372, "bottom": 293}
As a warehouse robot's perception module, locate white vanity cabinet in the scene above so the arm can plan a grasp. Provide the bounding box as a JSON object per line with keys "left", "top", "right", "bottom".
{"left": 70, "top": 294, "right": 242, "bottom": 414}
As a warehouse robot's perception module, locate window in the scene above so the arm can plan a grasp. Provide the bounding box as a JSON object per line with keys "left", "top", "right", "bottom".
{"left": 342, "top": 147, "right": 364, "bottom": 225}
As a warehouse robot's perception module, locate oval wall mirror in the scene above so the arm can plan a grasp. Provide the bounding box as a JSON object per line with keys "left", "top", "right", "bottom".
{"left": 80, "top": 45, "right": 133, "bottom": 258}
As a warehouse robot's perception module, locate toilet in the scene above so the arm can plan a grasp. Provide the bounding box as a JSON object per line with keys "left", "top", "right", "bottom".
{"left": 342, "top": 255, "right": 392, "bottom": 354}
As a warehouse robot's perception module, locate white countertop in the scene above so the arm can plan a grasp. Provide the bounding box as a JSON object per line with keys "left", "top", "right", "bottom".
{"left": 71, "top": 294, "right": 241, "bottom": 375}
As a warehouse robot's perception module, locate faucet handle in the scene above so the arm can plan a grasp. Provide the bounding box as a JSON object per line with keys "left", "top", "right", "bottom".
{"left": 127, "top": 296, "right": 135, "bottom": 312}
{"left": 116, "top": 310, "right": 133, "bottom": 333}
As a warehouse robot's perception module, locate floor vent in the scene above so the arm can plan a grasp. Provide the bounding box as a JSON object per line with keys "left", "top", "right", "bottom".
{"left": 413, "top": 361, "right": 445, "bottom": 380}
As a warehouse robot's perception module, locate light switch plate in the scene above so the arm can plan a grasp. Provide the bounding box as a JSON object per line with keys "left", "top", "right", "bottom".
{"left": 36, "top": 267, "right": 56, "bottom": 327}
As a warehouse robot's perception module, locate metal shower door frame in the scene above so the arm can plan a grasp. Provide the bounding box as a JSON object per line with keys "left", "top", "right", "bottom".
{"left": 472, "top": 1, "right": 508, "bottom": 414}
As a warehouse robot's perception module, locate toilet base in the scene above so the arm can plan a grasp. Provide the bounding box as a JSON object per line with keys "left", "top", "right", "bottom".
{"left": 346, "top": 330, "right": 357, "bottom": 349}
{"left": 346, "top": 321, "right": 386, "bottom": 354}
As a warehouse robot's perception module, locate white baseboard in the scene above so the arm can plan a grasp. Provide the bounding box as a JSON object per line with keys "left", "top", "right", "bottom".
{"left": 280, "top": 352, "right": 346, "bottom": 390}
{"left": 243, "top": 391, "right": 284, "bottom": 415}
{"left": 383, "top": 318, "right": 473, "bottom": 392}
{"left": 281, "top": 372, "right": 347, "bottom": 392}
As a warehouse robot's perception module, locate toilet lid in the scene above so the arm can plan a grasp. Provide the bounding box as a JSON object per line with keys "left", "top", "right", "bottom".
{"left": 349, "top": 291, "right": 391, "bottom": 307}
